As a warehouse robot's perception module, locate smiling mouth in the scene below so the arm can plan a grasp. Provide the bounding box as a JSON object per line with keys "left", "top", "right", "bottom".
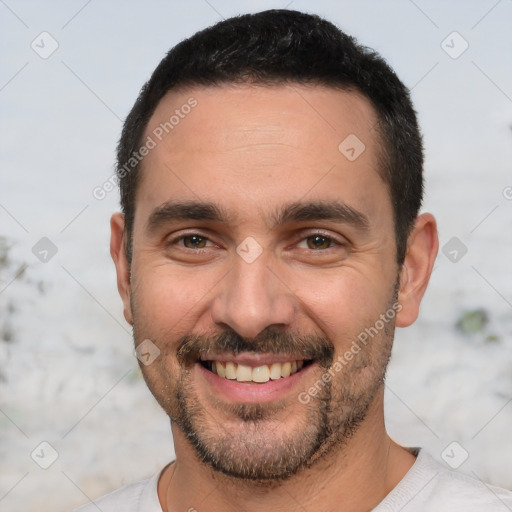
{"left": 199, "top": 359, "right": 313, "bottom": 383}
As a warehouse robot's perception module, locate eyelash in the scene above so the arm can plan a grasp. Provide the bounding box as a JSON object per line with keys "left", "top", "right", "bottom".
{"left": 167, "top": 230, "right": 344, "bottom": 251}
{"left": 172, "top": 233, "right": 214, "bottom": 250}
{"left": 295, "top": 230, "right": 344, "bottom": 250}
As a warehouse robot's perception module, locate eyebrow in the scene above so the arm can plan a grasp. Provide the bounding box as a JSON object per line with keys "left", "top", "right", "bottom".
{"left": 146, "top": 201, "right": 228, "bottom": 233}
{"left": 272, "top": 201, "right": 370, "bottom": 230}
{"left": 146, "top": 199, "right": 370, "bottom": 233}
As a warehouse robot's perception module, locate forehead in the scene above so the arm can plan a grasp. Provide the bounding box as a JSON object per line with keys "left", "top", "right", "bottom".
{"left": 137, "top": 84, "right": 389, "bottom": 225}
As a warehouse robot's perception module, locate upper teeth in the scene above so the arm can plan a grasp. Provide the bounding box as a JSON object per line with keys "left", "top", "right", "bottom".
{"left": 210, "top": 360, "right": 304, "bottom": 383}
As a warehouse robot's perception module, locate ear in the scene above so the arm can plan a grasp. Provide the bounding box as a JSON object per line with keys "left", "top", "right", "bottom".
{"left": 396, "top": 213, "right": 438, "bottom": 327}
{"left": 110, "top": 212, "right": 133, "bottom": 325}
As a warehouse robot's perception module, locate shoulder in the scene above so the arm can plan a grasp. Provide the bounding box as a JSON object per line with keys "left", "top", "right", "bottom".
{"left": 426, "top": 462, "right": 512, "bottom": 510}
{"left": 377, "top": 449, "right": 512, "bottom": 511}
{"left": 71, "top": 471, "right": 161, "bottom": 512}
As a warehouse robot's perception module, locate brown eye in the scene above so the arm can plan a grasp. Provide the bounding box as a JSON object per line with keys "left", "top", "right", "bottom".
{"left": 182, "top": 235, "right": 208, "bottom": 248}
{"left": 306, "top": 235, "right": 332, "bottom": 250}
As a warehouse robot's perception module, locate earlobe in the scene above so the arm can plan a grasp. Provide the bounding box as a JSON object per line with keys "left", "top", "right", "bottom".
{"left": 395, "top": 213, "right": 439, "bottom": 328}
{"left": 110, "top": 212, "right": 133, "bottom": 325}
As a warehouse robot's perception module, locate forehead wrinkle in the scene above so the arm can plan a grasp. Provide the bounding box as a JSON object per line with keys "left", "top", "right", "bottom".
{"left": 227, "top": 142, "right": 302, "bottom": 152}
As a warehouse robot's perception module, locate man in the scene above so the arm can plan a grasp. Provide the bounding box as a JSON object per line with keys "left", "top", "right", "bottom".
{"left": 75, "top": 9, "right": 512, "bottom": 512}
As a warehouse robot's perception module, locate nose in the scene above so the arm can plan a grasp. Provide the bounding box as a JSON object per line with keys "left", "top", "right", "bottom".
{"left": 210, "top": 256, "right": 295, "bottom": 339}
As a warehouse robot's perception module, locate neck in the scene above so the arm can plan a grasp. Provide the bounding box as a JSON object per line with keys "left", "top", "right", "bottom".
{"left": 158, "top": 390, "right": 416, "bottom": 512}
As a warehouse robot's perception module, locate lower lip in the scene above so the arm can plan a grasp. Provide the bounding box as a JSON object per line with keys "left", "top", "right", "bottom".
{"left": 196, "top": 362, "right": 315, "bottom": 404}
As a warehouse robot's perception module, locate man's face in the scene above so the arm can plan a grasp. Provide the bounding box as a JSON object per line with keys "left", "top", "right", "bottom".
{"left": 120, "top": 84, "right": 402, "bottom": 480}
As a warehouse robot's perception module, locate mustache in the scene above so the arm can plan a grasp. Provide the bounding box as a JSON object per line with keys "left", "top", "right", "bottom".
{"left": 176, "top": 327, "right": 334, "bottom": 368}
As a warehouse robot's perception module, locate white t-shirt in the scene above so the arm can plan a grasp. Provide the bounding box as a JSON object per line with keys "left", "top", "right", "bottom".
{"left": 72, "top": 449, "right": 512, "bottom": 511}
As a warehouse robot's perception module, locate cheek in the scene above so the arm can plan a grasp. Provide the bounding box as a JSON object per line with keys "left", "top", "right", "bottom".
{"left": 131, "top": 262, "right": 222, "bottom": 336}
{"left": 291, "top": 268, "right": 392, "bottom": 341}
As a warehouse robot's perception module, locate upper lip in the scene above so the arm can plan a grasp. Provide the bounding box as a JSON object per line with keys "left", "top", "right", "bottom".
{"left": 199, "top": 352, "right": 309, "bottom": 366}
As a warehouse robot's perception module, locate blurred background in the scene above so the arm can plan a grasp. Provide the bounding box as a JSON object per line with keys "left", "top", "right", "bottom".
{"left": 1, "top": 1, "right": 511, "bottom": 510}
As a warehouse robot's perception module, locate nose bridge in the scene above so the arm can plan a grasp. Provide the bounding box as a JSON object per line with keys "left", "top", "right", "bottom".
{"left": 210, "top": 256, "right": 294, "bottom": 338}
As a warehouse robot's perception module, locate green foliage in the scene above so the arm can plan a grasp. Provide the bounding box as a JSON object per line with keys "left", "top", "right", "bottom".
{"left": 456, "top": 308, "right": 489, "bottom": 335}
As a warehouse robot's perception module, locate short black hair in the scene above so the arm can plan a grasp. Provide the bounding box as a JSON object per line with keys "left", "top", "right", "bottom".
{"left": 116, "top": 9, "right": 423, "bottom": 264}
